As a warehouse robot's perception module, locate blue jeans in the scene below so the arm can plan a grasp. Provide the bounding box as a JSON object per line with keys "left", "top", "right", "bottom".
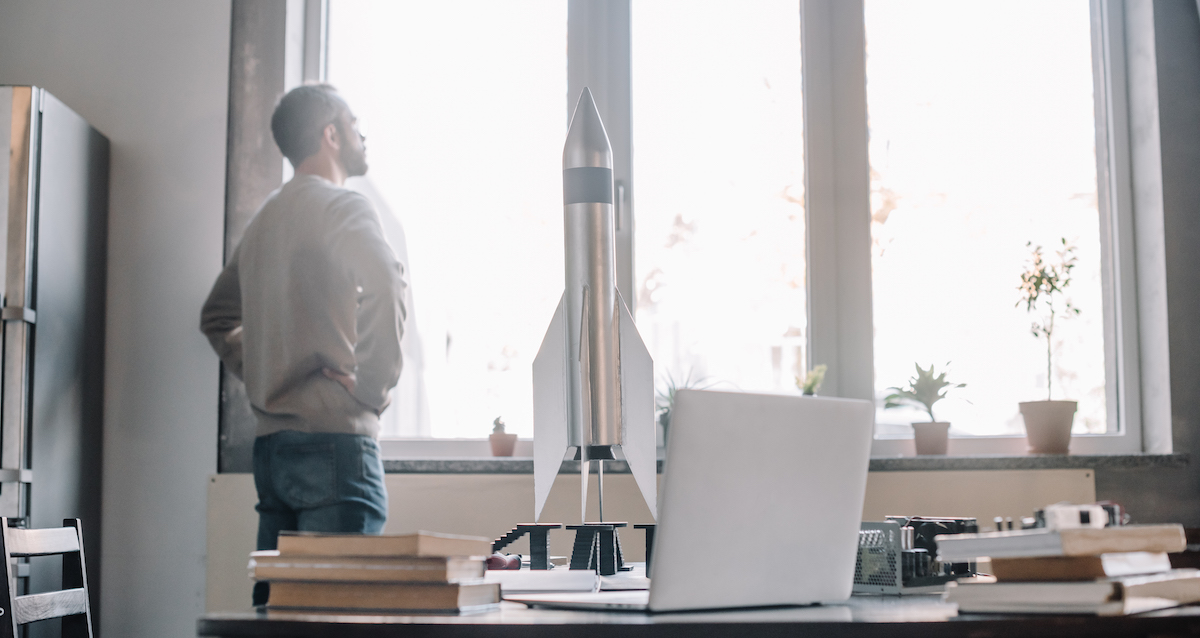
{"left": 251, "top": 430, "right": 388, "bottom": 605}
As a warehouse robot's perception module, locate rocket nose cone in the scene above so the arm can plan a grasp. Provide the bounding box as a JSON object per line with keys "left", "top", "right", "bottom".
{"left": 563, "top": 87, "right": 613, "bottom": 170}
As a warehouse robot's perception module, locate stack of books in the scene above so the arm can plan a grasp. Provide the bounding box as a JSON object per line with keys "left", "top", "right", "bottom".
{"left": 250, "top": 531, "right": 500, "bottom": 613}
{"left": 938, "top": 523, "right": 1200, "bottom": 615}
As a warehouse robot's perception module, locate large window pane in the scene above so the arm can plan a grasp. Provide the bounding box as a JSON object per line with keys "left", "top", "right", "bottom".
{"left": 328, "top": 1, "right": 567, "bottom": 438}
{"left": 633, "top": 1, "right": 806, "bottom": 396}
{"left": 865, "top": 1, "right": 1108, "bottom": 436}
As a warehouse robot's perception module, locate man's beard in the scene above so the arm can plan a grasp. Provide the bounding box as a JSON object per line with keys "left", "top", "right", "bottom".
{"left": 341, "top": 144, "right": 368, "bottom": 177}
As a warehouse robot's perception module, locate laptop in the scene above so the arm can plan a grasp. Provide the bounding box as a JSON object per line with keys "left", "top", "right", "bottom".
{"left": 512, "top": 389, "right": 874, "bottom": 613}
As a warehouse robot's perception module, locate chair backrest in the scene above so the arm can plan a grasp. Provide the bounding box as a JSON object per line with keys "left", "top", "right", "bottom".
{"left": 0, "top": 518, "right": 93, "bottom": 638}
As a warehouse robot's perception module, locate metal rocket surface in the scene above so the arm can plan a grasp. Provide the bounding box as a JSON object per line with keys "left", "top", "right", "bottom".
{"left": 532, "top": 88, "right": 656, "bottom": 523}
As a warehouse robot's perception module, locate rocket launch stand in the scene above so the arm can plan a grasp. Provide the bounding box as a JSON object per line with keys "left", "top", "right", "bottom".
{"left": 492, "top": 523, "right": 562, "bottom": 570}
{"left": 567, "top": 522, "right": 628, "bottom": 575}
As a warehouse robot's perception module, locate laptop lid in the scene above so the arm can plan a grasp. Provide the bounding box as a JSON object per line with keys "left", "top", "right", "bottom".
{"left": 648, "top": 390, "right": 874, "bottom": 612}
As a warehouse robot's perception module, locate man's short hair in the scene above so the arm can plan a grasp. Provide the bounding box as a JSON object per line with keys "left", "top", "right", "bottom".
{"left": 271, "top": 84, "right": 348, "bottom": 167}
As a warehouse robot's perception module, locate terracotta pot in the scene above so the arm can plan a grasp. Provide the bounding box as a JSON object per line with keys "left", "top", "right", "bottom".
{"left": 1019, "top": 400, "right": 1077, "bottom": 454}
{"left": 489, "top": 432, "right": 518, "bottom": 457}
{"left": 913, "top": 422, "right": 950, "bottom": 455}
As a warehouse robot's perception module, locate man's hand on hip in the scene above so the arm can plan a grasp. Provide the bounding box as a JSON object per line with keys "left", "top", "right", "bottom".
{"left": 323, "top": 367, "right": 357, "bottom": 395}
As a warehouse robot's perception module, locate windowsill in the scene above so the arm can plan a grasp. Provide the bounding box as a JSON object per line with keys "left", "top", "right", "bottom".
{"left": 866, "top": 453, "right": 1188, "bottom": 471}
{"left": 381, "top": 453, "right": 1188, "bottom": 474}
{"left": 382, "top": 458, "right": 655, "bottom": 474}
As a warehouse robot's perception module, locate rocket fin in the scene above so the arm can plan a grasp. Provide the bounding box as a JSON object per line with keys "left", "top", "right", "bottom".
{"left": 533, "top": 293, "right": 569, "bottom": 522}
{"left": 617, "top": 291, "right": 657, "bottom": 520}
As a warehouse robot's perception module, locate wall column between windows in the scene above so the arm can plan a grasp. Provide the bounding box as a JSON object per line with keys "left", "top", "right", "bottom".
{"left": 567, "top": 0, "right": 635, "bottom": 313}
{"left": 799, "top": 0, "right": 874, "bottom": 401}
{"left": 221, "top": 1, "right": 288, "bottom": 473}
{"left": 220, "top": 1, "right": 326, "bottom": 472}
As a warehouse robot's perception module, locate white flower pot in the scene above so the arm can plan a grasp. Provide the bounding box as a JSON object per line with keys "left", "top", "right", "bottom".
{"left": 912, "top": 422, "right": 950, "bottom": 455}
{"left": 1019, "top": 400, "right": 1077, "bottom": 454}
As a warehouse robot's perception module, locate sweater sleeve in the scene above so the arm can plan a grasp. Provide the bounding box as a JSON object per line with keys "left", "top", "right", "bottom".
{"left": 200, "top": 244, "right": 245, "bottom": 380}
{"left": 329, "top": 195, "right": 407, "bottom": 412}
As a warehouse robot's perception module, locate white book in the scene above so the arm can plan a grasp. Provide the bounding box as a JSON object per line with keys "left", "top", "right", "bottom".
{"left": 935, "top": 524, "right": 1185, "bottom": 562}
{"left": 946, "top": 569, "right": 1200, "bottom": 616}
{"left": 484, "top": 569, "right": 599, "bottom": 595}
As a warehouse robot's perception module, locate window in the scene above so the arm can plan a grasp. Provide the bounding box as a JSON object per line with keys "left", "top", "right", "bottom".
{"left": 631, "top": 1, "right": 806, "bottom": 395}
{"left": 864, "top": 1, "right": 1109, "bottom": 438}
{"left": 327, "top": 1, "right": 567, "bottom": 438}
{"left": 307, "top": 0, "right": 1150, "bottom": 455}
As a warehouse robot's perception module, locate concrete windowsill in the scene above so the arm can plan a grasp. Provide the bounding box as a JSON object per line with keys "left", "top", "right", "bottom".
{"left": 381, "top": 453, "right": 1188, "bottom": 474}
{"left": 866, "top": 453, "right": 1188, "bottom": 471}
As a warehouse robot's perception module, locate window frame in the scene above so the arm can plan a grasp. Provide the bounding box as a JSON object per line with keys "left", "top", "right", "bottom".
{"left": 288, "top": 0, "right": 1163, "bottom": 457}
{"left": 802, "top": 0, "right": 1155, "bottom": 456}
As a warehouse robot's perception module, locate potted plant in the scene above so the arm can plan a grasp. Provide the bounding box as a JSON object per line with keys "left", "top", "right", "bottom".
{"left": 795, "top": 364, "right": 828, "bottom": 396}
{"left": 884, "top": 363, "right": 965, "bottom": 455}
{"left": 655, "top": 371, "right": 713, "bottom": 447}
{"left": 489, "top": 417, "right": 517, "bottom": 457}
{"left": 1016, "top": 239, "right": 1080, "bottom": 454}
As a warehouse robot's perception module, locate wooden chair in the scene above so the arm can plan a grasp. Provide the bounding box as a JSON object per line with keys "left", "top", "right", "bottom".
{"left": 0, "top": 518, "right": 92, "bottom": 638}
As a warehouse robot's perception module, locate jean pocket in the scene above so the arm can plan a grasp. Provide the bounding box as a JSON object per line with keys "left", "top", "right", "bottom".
{"left": 358, "top": 438, "right": 383, "bottom": 483}
{"left": 274, "top": 442, "right": 338, "bottom": 509}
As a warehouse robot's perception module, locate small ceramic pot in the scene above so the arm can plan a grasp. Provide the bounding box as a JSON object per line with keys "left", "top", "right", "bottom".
{"left": 912, "top": 422, "right": 950, "bottom": 455}
{"left": 1019, "top": 400, "right": 1077, "bottom": 454}
{"left": 489, "top": 432, "right": 518, "bottom": 457}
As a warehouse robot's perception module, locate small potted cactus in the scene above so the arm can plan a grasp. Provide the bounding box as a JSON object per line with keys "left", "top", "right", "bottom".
{"left": 489, "top": 417, "right": 518, "bottom": 457}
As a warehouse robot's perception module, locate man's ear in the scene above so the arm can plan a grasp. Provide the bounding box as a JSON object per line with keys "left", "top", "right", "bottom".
{"left": 323, "top": 122, "right": 340, "bottom": 150}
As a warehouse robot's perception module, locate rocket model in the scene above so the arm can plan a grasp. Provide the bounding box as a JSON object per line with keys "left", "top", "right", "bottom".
{"left": 532, "top": 88, "right": 656, "bottom": 523}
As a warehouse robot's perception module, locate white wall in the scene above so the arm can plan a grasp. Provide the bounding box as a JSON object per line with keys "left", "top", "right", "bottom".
{"left": 0, "top": 1, "right": 230, "bottom": 636}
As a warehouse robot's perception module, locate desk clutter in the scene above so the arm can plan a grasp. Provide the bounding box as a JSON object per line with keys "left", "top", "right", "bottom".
{"left": 854, "top": 503, "right": 1200, "bottom": 615}
{"left": 482, "top": 523, "right": 652, "bottom": 594}
{"left": 249, "top": 531, "right": 501, "bottom": 613}
{"left": 932, "top": 503, "right": 1200, "bottom": 615}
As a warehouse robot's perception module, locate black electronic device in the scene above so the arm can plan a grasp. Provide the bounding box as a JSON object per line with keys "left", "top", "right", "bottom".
{"left": 854, "top": 516, "right": 979, "bottom": 595}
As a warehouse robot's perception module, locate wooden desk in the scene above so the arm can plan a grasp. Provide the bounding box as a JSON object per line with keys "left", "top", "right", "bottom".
{"left": 198, "top": 596, "right": 1200, "bottom": 637}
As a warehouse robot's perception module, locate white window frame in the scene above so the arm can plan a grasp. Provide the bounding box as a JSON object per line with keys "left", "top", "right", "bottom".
{"left": 323, "top": 0, "right": 1168, "bottom": 457}
{"left": 802, "top": 0, "right": 1166, "bottom": 456}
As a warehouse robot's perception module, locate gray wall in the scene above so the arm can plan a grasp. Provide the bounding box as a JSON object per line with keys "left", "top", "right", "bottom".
{"left": 0, "top": 1, "right": 229, "bottom": 637}
{"left": 1094, "top": 0, "right": 1200, "bottom": 525}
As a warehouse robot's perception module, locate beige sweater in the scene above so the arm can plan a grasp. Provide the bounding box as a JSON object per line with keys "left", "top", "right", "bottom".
{"left": 201, "top": 175, "right": 406, "bottom": 438}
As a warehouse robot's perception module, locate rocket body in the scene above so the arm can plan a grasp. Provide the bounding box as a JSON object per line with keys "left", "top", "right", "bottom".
{"left": 533, "top": 88, "right": 656, "bottom": 522}
{"left": 562, "top": 92, "right": 621, "bottom": 450}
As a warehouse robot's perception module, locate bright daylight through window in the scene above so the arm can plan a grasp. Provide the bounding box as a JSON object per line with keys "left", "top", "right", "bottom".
{"left": 324, "top": 0, "right": 1117, "bottom": 445}
{"left": 327, "top": 1, "right": 567, "bottom": 438}
{"left": 632, "top": 1, "right": 806, "bottom": 402}
{"left": 865, "top": 0, "right": 1109, "bottom": 437}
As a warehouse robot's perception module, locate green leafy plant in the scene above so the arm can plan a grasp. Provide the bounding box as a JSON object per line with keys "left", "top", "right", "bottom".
{"left": 655, "top": 370, "right": 714, "bottom": 437}
{"left": 884, "top": 363, "right": 965, "bottom": 422}
{"left": 795, "top": 364, "right": 828, "bottom": 396}
{"left": 1017, "top": 239, "right": 1080, "bottom": 400}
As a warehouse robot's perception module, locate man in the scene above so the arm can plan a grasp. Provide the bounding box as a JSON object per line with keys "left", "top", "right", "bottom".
{"left": 201, "top": 84, "right": 405, "bottom": 605}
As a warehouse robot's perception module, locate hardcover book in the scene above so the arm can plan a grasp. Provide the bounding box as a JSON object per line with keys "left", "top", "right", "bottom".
{"left": 275, "top": 530, "right": 492, "bottom": 559}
